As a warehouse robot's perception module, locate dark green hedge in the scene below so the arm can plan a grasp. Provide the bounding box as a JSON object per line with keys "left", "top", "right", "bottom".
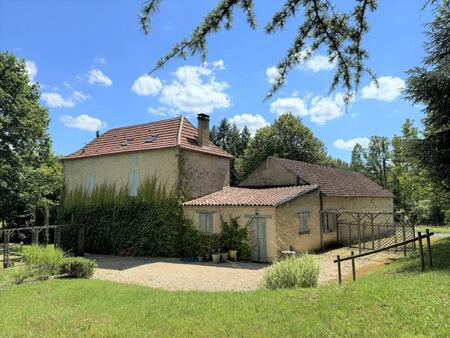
{"left": 59, "top": 181, "right": 200, "bottom": 257}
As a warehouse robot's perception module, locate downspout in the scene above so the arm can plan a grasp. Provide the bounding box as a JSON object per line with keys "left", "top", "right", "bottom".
{"left": 176, "top": 116, "right": 184, "bottom": 202}
{"left": 319, "top": 190, "right": 324, "bottom": 251}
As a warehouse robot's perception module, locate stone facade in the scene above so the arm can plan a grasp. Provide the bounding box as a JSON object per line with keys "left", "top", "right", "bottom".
{"left": 181, "top": 150, "right": 230, "bottom": 199}
{"left": 240, "top": 157, "right": 299, "bottom": 187}
{"left": 63, "top": 147, "right": 231, "bottom": 199}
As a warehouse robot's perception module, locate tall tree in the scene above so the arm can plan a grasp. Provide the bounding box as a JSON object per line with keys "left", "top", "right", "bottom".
{"left": 404, "top": 1, "right": 450, "bottom": 192}
{"left": 235, "top": 113, "right": 327, "bottom": 180}
{"left": 351, "top": 143, "right": 366, "bottom": 173}
{"left": 0, "top": 52, "right": 62, "bottom": 225}
{"left": 364, "top": 136, "right": 390, "bottom": 188}
{"left": 211, "top": 118, "right": 251, "bottom": 185}
{"left": 140, "top": 0, "right": 378, "bottom": 101}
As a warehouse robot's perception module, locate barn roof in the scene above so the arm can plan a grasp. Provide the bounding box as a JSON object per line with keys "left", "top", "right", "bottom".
{"left": 183, "top": 185, "right": 319, "bottom": 207}
{"left": 62, "top": 116, "right": 233, "bottom": 160}
{"left": 268, "top": 157, "right": 394, "bottom": 198}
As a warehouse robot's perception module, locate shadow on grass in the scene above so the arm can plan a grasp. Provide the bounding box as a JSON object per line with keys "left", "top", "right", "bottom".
{"left": 389, "top": 238, "right": 450, "bottom": 274}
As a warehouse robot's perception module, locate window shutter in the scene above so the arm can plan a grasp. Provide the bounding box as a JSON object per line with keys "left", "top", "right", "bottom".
{"left": 128, "top": 169, "right": 139, "bottom": 196}
{"left": 86, "top": 175, "right": 95, "bottom": 195}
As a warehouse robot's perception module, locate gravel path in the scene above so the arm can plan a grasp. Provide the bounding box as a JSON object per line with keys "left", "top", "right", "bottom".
{"left": 89, "top": 247, "right": 403, "bottom": 291}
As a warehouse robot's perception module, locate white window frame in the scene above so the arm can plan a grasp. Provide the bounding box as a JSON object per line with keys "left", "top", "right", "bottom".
{"left": 198, "top": 212, "right": 213, "bottom": 233}
{"left": 127, "top": 169, "right": 140, "bottom": 197}
{"left": 298, "top": 211, "right": 310, "bottom": 235}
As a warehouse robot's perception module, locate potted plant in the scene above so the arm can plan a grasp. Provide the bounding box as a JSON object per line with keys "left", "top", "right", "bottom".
{"left": 221, "top": 251, "right": 228, "bottom": 261}
{"left": 212, "top": 247, "right": 221, "bottom": 263}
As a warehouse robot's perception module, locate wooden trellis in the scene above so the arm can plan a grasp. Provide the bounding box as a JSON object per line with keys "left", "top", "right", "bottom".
{"left": 0, "top": 224, "right": 83, "bottom": 268}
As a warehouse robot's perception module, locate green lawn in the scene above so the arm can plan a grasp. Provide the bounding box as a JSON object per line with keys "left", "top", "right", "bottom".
{"left": 1, "top": 239, "right": 449, "bottom": 337}
{"left": 416, "top": 225, "right": 450, "bottom": 234}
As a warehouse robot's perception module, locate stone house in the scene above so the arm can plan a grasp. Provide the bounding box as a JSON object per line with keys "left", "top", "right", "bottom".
{"left": 183, "top": 156, "right": 394, "bottom": 262}
{"left": 62, "top": 114, "right": 232, "bottom": 200}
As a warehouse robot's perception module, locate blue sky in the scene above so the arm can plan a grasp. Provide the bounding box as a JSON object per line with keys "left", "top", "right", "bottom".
{"left": 0, "top": 0, "right": 432, "bottom": 161}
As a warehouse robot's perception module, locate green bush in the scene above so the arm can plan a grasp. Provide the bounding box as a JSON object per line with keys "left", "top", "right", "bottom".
{"left": 60, "top": 257, "right": 97, "bottom": 278}
{"left": 219, "top": 217, "right": 250, "bottom": 260}
{"left": 263, "top": 255, "right": 320, "bottom": 289}
{"left": 22, "top": 245, "right": 65, "bottom": 276}
{"left": 60, "top": 180, "right": 195, "bottom": 257}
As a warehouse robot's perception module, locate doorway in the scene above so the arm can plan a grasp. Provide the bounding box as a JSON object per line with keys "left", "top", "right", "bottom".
{"left": 250, "top": 217, "right": 267, "bottom": 262}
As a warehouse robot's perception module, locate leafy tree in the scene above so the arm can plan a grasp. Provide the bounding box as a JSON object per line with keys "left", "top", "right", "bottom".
{"left": 405, "top": 1, "right": 450, "bottom": 192}
{"left": 140, "top": 0, "right": 379, "bottom": 101}
{"left": 351, "top": 143, "right": 366, "bottom": 173}
{"left": 0, "top": 52, "right": 62, "bottom": 225}
{"left": 211, "top": 118, "right": 251, "bottom": 184}
{"left": 235, "top": 113, "right": 327, "bottom": 180}
{"left": 364, "top": 136, "right": 390, "bottom": 188}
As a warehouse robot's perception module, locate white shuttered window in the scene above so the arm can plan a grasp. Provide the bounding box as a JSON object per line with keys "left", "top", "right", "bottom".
{"left": 127, "top": 169, "right": 140, "bottom": 196}
{"left": 198, "top": 213, "right": 213, "bottom": 233}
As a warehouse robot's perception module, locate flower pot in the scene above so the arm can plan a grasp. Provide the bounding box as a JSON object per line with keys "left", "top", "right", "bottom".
{"left": 221, "top": 252, "right": 228, "bottom": 261}
{"left": 212, "top": 253, "right": 221, "bottom": 263}
{"left": 228, "top": 250, "right": 237, "bottom": 261}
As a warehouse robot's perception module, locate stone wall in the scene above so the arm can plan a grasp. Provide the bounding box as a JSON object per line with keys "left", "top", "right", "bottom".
{"left": 183, "top": 205, "right": 278, "bottom": 261}
{"left": 275, "top": 189, "right": 323, "bottom": 253}
{"left": 63, "top": 148, "right": 179, "bottom": 194}
{"left": 239, "top": 157, "right": 298, "bottom": 187}
{"left": 182, "top": 150, "right": 230, "bottom": 199}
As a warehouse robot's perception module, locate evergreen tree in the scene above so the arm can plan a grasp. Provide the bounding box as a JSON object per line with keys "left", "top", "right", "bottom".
{"left": 405, "top": 1, "right": 450, "bottom": 192}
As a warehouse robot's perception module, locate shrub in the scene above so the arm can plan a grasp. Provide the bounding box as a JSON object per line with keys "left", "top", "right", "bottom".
{"left": 219, "top": 217, "right": 250, "bottom": 260}
{"left": 263, "top": 255, "right": 320, "bottom": 289}
{"left": 11, "top": 267, "right": 32, "bottom": 284}
{"left": 60, "top": 257, "right": 97, "bottom": 278}
{"left": 22, "top": 245, "right": 65, "bottom": 276}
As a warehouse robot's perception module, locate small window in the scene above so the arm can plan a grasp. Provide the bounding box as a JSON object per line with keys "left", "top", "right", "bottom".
{"left": 323, "top": 213, "right": 336, "bottom": 233}
{"left": 127, "top": 169, "right": 140, "bottom": 196}
{"left": 86, "top": 175, "right": 95, "bottom": 196}
{"left": 298, "top": 211, "right": 310, "bottom": 234}
{"left": 198, "top": 213, "right": 213, "bottom": 233}
{"left": 121, "top": 138, "right": 134, "bottom": 146}
{"left": 145, "top": 135, "right": 159, "bottom": 143}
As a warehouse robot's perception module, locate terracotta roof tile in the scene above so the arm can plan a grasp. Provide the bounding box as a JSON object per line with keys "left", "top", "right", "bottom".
{"left": 62, "top": 116, "right": 232, "bottom": 160}
{"left": 270, "top": 157, "right": 394, "bottom": 198}
{"left": 183, "top": 185, "right": 319, "bottom": 207}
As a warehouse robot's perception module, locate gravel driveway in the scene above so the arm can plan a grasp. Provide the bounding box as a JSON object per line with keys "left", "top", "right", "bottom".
{"left": 88, "top": 248, "right": 403, "bottom": 292}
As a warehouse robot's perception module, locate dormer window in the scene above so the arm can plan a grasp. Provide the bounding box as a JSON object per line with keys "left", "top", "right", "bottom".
{"left": 145, "top": 135, "right": 159, "bottom": 143}
{"left": 121, "top": 138, "right": 134, "bottom": 146}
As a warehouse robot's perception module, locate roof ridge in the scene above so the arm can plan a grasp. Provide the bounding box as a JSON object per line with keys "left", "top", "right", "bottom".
{"left": 106, "top": 116, "right": 182, "bottom": 133}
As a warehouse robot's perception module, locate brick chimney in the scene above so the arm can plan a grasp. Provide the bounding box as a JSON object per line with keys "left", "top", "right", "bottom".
{"left": 197, "top": 113, "right": 210, "bottom": 147}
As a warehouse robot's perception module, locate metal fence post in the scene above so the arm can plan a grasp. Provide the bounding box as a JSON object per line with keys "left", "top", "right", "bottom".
{"left": 426, "top": 228, "right": 433, "bottom": 268}
{"left": 401, "top": 213, "right": 406, "bottom": 257}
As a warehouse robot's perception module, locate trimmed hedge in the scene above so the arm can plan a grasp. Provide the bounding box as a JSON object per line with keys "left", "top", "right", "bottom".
{"left": 59, "top": 180, "right": 199, "bottom": 257}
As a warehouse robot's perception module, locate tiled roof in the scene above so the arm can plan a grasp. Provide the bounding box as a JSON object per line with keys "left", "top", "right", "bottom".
{"left": 62, "top": 116, "right": 233, "bottom": 160}
{"left": 183, "top": 185, "right": 319, "bottom": 207}
{"left": 270, "top": 157, "right": 394, "bottom": 198}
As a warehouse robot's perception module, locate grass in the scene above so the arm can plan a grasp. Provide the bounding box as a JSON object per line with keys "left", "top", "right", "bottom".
{"left": 0, "top": 239, "right": 449, "bottom": 337}
{"left": 416, "top": 225, "right": 450, "bottom": 234}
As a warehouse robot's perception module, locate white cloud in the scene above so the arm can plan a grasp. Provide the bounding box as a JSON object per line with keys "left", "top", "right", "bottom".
{"left": 308, "top": 92, "right": 346, "bottom": 125}
{"left": 266, "top": 66, "right": 282, "bottom": 84}
{"left": 41, "top": 89, "right": 89, "bottom": 108}
{"left": 159, "top": 63, "right": 230, "bottom": 114}
{"left": 270, "top": 92, "right": 348, "bottom": 125}
{"left": 213, "top": 60, "right": 225, "bottom": 70}
{"left": 87, "top": 69, "right": 112, "bottom": 86}
{"left": 25, "top": 60, "right": 37, "bottom": 82}
{"left": 131, "top": 75, "right": 162, "bottom": 96}
{"left": 361, "top": 76, "right": 405, "bottom": 102}
{"left": 148, "top": 106, "right": 178, "bottom": 116}
{"left": 61, "top": 114, "right": 106, "bottom": 131}
{"left": 94, "top": 57, "right": 106, "bottom": 64}
{"left": 334, "top": 137, "right": 370, "bottom": 151}
{"left": 270, "top": 97, "right": 308, "bottom": 117}
{"left": 229, "top": 114, "right": 269, "bottom": 135}
{"left": 302, "top": 54, "right": 336, "bottom": 72}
